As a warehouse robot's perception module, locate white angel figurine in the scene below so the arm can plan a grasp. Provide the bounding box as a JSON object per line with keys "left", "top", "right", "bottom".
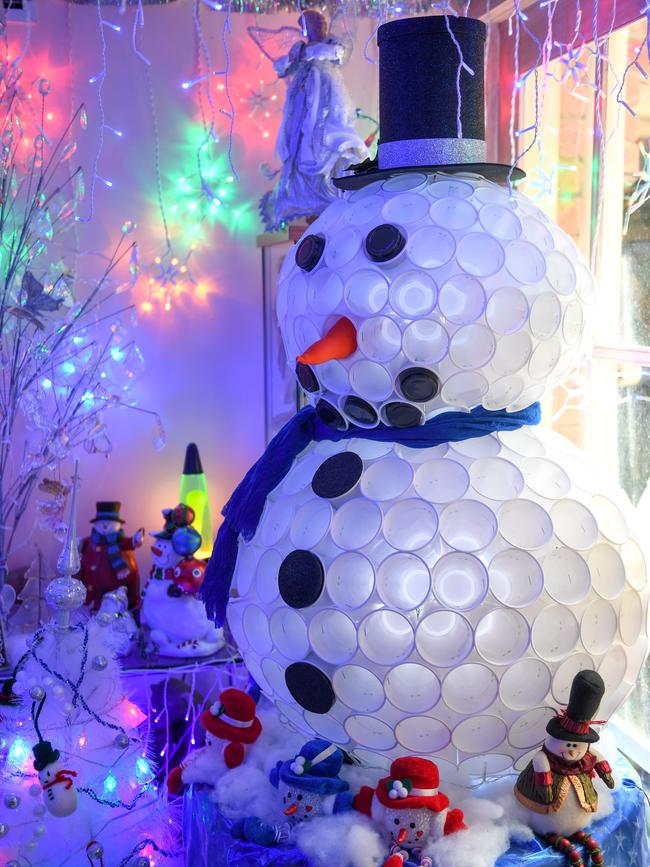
{"left": 252, "top": 10, "right": 368, "bottom": 231}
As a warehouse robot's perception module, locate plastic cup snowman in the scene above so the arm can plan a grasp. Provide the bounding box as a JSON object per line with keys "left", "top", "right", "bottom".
{"left": 204, "top": 15, "right": 650, "bottom": 780}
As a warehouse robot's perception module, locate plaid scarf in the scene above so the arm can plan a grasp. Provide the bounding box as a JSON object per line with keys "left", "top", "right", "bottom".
{"left": 91, "top": 528, "right": 128, "bottom": 573}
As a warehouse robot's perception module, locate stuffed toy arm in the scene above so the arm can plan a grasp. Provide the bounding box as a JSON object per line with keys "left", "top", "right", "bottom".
{"left": 532, "top": 751, "right": 554, "bottom": 803}
{"left": 231, "top": 816, "right": 291, "bottom": 846}
{"left": 591, "top": 749, "right": 615, "bottom": 789}
{"left": 443, "top": 808, "right": 467, "bottom": 835}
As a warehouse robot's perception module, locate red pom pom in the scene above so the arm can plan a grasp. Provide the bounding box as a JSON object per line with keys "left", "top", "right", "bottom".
{"left": 224, "top": 741, "right": 245, "bottom": 769}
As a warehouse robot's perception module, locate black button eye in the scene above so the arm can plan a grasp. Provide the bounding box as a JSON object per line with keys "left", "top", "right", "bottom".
{"left": 398, "top": 367, "right": 440, "bottom": 402}
{"left": 365, "top": 223, "right": 406, "bottom": 262}
{"left": 297, "top": 794, "right": 303, "bottom": 800}
{"left": 393, "top": 818, "right": 400, "bottom": 825}
{"left": 296, "top": 362, "right": 319, "bottom": 393}
{"left": 410, "top": 823, "right": 416, "bottom": 829}
{"left": 287, "top": 792, "right": 291, "bottom": 798}
{"left": 295, "top": 234, "right": 325, "bottom": 272}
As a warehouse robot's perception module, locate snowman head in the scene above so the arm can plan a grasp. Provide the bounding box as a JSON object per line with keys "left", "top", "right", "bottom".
{"left": 277, "top": 174, "right": 594, "bottom": 429}
{"left": 382, "top": 805, "right": 436, "bottom": 849}
{"left": 38, "top": 757, "right": 65, "bottom": 785}
{"left": 94, "top": 518, "right": 122, "bottom": 535}
{"left": 544, "top": 735, "right": 590, "bottom": 764}
{"left": 278, "top": 781, "right": 326, "bottom": 821}
{"left": 150, "top": 538, "right": 182, "bottom": 569}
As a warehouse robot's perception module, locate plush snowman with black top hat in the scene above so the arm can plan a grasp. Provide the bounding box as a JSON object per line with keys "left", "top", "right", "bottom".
{"left": 514, "top": 670, "right": 614, "bottom": 866}
{"left": 205, "top": 15, "right": 649, "bottom": 780}
{"left": 33, "top": 739, "right": 78, "bottom": 818}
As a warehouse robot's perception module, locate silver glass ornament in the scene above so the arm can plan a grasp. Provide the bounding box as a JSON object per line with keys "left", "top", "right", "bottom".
{"left": 136, "top": 858, "right": 150, "bottom": 867}
{"left": 29, "top": 783, "right": 41, "bottom": 798}
{"left": 33, "top": 805, "right": 46, "bottom": 817}
{"left": 114, "top": 733, "right": 130, "bottom": 749}
{"left": 34, "top": 824, "right": 46, "bottom": 836}
{"left": 4, "top": 793, "right": 20, "bottom": 809}
{"left": 0, "top": 822, "right": 8, "bottom": 838}
{"left": 86, "top": 841, "right": 104, "bottom": 859}
{"left": 45, "top": 461, "right": 86, "bottom": 630}
{"left": 29, "top": 686, "right": 45, "bottom": 701}
{"left": 92, "top": 655, "right": 108, "bottom": 672}
{"left": 96, "top": 612, "right": 113, "bottom": 627}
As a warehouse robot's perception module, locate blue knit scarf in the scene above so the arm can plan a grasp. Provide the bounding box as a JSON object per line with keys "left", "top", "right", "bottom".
{"left": 90, "top": 528, "right": 127, "bottom": 573}
{"left": 201, "top": 402, "right": 541, "bottom": 625}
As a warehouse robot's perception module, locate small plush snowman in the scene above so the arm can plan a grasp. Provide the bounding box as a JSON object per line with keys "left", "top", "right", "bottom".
{"left": 167, "top": 688, "right": 262, "bottom": 794}
{"left": 354, "top": 757, "right": 466, "bottom": 867}
{"left": 515, "top": 670, "right": 614, "bottom": 865}
{"left": 141, "top": 504, "right": 223, "bottom": 658}
{"left": 231, "top": 738, "right": 353, "bottom": 846}
{"left": 96, "top": 585, "right": 137, "bottom": 654}
{"left": 33, "top": 739, "right": 78, "bottom": 818}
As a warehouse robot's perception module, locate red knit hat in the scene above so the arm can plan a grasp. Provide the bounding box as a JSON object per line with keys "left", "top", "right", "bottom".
{"left": 374, "top": 757, "right": 449, "bottom": 813}
{"left": 200, "top": 688, "right": 262, "bottom": 745}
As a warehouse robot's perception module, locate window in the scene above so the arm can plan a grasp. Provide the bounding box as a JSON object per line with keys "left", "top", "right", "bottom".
{"left": 501, "top": 10, "right": 650, "bottom": 763}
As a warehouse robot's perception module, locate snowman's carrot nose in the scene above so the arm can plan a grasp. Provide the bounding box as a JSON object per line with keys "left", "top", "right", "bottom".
{"left": 284, "top": 803, "right": 299, "bottom": 816}
{"left": 296, "top": 316, "right": 357, "bottom": 364}
{"left": 396, "top": 828, "right": 408, "bottom": 844}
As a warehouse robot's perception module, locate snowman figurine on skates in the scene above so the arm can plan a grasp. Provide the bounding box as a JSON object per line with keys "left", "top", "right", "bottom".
{"left": 142, "top": 504, "right": 223, "bottom": 658}
{"left": 203, "top": 15, "right": 649, "bottom": 782}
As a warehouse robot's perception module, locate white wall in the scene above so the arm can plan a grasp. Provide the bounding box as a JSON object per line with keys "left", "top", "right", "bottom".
{"left": 7, "top": 0, "right": 378, "bottom": 573}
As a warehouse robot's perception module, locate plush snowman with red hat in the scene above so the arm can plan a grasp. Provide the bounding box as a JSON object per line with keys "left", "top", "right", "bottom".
{"left": 354, "top": 757, "right": 466, "bottom": 867}
{"left": 167, "top": 688, "right": 261, "bottom": 794}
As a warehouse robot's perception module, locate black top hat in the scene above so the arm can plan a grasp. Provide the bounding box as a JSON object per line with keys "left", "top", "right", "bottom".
{"left": 90, "top": 501, "right": 125, "bottom": 524}
{"left": 335, "top": 15, "right": 524, "bottom": 190}
{"left": 33, "top": 739, "right": 60, "bottom": 771}
{"left": 546, "top": 670, "right": 606, "bottom": 744}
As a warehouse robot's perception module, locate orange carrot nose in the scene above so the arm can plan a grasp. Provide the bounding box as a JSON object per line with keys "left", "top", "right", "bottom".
{"left": 296, "top": 316, "right": 357, "bottom": 365}
{"left": 284, "top": 803, "right": 299, "bottom": 816}
{"left": 396, "top": 828, "right": 408, "bottom": 845}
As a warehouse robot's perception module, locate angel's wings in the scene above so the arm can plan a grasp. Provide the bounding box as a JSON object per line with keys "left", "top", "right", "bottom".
{"left": 247, "top": 25, "right": 304, "bottom": 64}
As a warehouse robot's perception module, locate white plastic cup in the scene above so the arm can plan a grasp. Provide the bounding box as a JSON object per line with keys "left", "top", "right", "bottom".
{"left": 438, "top": 273, "right": 486, "bottom": 324}
{"left": 588, "top": 543, "right": 625, "bottom": 600}
{"left": 475, "top": 608, "right": 530, "bottom": 665}
{"left": 395, "top": 715, "right": 451, "bottom": 753}
{"left": 581, "top": 598, "right": 617, "bottom": 655}
{"left": 359, "top": 609, "right": 414, "bottom": 664}
{"left": 331, "top": 498, "right": 383, "bottom": 550}
{"left": 308, "top": 609, "right": 358, "bottom": 664}
{"left": 498, "top": 498, "right": 553, "bottom": 549}
{"left": 432, "top": 552, "right": 489, "bottom": 611}
{"left": 470, "top": 457, "right": 524, "bottom": 500}
{"left": 414, "top": 458, "right": 470, "bottom": 503}
{"left": 430, "top": 196, "right": 477, "bottom": 230}
{"left": 290, "top": 499, "right": 333, "bottom": 548}
{"left": 531, "top": 604, "right": 580, "bottom": 662}
{"left": 360, "top": 457, "right": 413, "bottom": 502}
{"left": 358, "top": 316, "right": 402, "bottom": 362}
{"left": 383, "top": 191, "right": 430, "bottom": 223}
{"left": 383, "top": 499, "right": 439, "bottom": 551}
{"left": 333, "top": 665, "right": 385, "bottom": 712}
{"left": 452, "top": 715, "right": 507, "bottom": 753}
{"left": 441, "top": 663, "right": 499, "bottom": 714}
{"left": 485, "top": 287, "right": 529, "bottom": 334}
{"left": 349, "top": 360, "right": 394, "bottom": 402}
{"left": 456, "top": 233, "right": 505, "bottom": 278}
{"left": 269, "top": 608, "right": 310, "bottom": 661}
{"left": 344, "top": 269, "right": 390, "bottom": 315}
{"left": 489, "top": 549, "right": 544, "bottom": 608}
{"left": 389, "top": 270, "right": 438, "bottom": 318}
{"left": 478, "top": 203, "right": 522, "bottom": 241}
{"left": 439, "top": 499, "right": 497, "bottom": 552}
{"left": 416, "top": 610, "right": 473, "bottom": 667}
{"left": 505, "top": 239, "right": 547, "bottom": 284}
{"left": 550, "top": 499, "right": 599, "bottom": 549}
{"left": 385, "top": 663, "right": 440, "bottom": 713}
{"left": 403, "top": 319, "right": 449, "bottom": 364}
{"left": 406, "top": 226, "right": 456, "bottom": 269}
{"left": 499, "top": 658, "right": 552, "bottom": 711}
{"left": 326, "top": 551, "right": 376, "bottom": 609}
{"left": 376, "top": 552, "right": 431, "bottom": 610}
{"left": 449, "top": 324, "right": 496, "bottom": 370}
{"left": 344, "top": 714, "right": 397, "bottom": 751}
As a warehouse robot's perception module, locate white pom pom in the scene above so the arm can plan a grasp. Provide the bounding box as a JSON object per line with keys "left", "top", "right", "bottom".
{"left": 388, "top": 789, "right": 398, "bottom": 799}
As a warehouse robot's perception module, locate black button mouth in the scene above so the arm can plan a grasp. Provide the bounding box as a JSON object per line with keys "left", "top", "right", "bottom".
{"left": 398, "top": 367, "right": 441, "bottom": 402}
{"left": 296, "top": 362, "right": 319, "bottom": 393}
{"left": 343, "top": 395, "right": 378, "bottom": 427}
{"left": 365, "top": 223, "right": 406, "bottom": 263}
{"left": 315, "top": 399, "right": 347, "bottom": 431}
{"left": 383, "top": 401, "right": 424, "bottom": 428}
{"left": 295, "top": 234, "right": 326, "bottom": 272}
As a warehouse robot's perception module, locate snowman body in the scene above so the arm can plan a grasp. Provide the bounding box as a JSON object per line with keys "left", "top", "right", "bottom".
{"left": 142, "top": 539, "right": 223, "bottom": 657}
{"left": 227, "top": 171, "right": 650, "bottom": 775}
{"left": 38, "top": 759, "right": 77, "bottom": 818}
